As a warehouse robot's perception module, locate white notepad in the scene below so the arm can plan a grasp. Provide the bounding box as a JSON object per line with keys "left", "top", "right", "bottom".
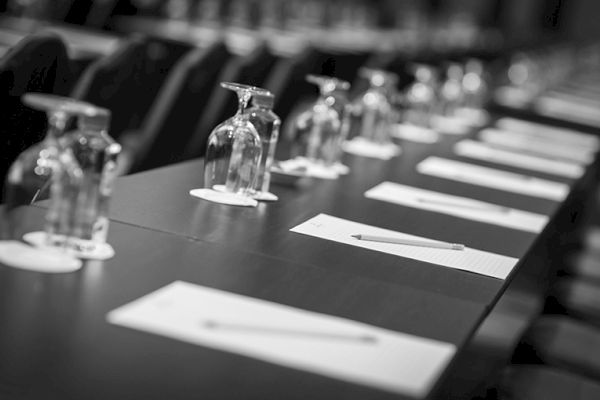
{"left": 417, "top": 157, "right": 569, "bottom": 201}
{"left": 454, "top": 140, "right": 584, "bottom": 179}
{"left": 534, "top": 95, "right": 600, "bottom": 128}
{"left": 290, "top": 214, "right": 518, "bottom": 279}
{"left": 495, "top": 117, "right": 600, "bottom": 149}
{"left": 365, "top": 182, "right": 549, "bottom": 234}
{"left": 478, "top": 128, "right": 595, "bottom": 164}
{"left": 108, "top": 281, "right": 456, "bottom": 398}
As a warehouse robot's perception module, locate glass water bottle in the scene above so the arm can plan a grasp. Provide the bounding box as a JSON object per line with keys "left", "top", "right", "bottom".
{"left": 61, "top": 106, "right": 121, "bottom": 246}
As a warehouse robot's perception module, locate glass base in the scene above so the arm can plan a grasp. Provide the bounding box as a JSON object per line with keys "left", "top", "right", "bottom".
{"left": 430, "top": 115, "right": 470, "bottom": 135}
{"left": 392, "top": 123, "right": 440, "bottom": 143}
{"left": 190, "top": 188, "right": 258, "bottom": 207}
{"left": 0, "top": 240, "right": 82, "bottom": 273}
{"left": 252, "top": 191, "right": 279, "bottom": 202}
{"left": 23, "top": 231, "right": 115, "bottom": 261}
{"left": 342, "top": 138, "right": 401, "bottom": 160}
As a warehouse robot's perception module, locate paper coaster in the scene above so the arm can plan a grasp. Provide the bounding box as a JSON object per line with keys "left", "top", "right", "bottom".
{"left": 430, "top": 115, "right": 470, "bottom": 135}
{"left": 333, "top": 163, "right": 350, "bottom": 175}
{"left": 253, "top": 191, "right": 279, "bottom": 202}
{"left": 0, "top": 240, "right": 82, "bottom": 273}
{"left": 190, "top": 188, "right": 258, "bottom": 207}
{"left": 342, "top": 138, "right": 401, "bottom": 160}
{"left": 276, "top": 158, "right": 339, "bottom": 180}
{"left": 493, "top": 87, "right": 532, "bottom": 108}
{"left": 392, "top": 123, "right": 440, "bottom": 143}
{"left": 454, "top": 108, "right": 490, "bottom": 127}
{"left": 23, "top": 231, "right": 115, "bottom": 261}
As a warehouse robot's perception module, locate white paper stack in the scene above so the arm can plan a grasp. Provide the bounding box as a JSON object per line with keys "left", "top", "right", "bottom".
{"left": 365, "top": 182, "right": 548, "bottom": 233}
{"left": 108, "top": 281, "right": 456, "bottom": 398}
{"left": 478, "top": 128, "right": 595, "bottom": 164}
{"left": 454, "top": 140, "right": 584, "bottom": 179}
{"left": 535, "top": 93, "right": 600, "bottom": 128}
{"left": 495, "top": 117, "right": 600, "bottom": 150}
{"left": 417, "top": 157, "right": 569, "bottom": 201}
{"left": 291, "top": 214, "right": 518, "bottom": 279}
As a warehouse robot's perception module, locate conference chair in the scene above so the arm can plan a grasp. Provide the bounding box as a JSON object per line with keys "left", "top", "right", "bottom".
{"left": 0, "top": 32, "right": 72, "bottom": 198}
{"left": 497, "top": 365, "right": 600, "bottom": 400}
{"left": 517, "top": 315, "right": 600, "bottom": 382}
{"left": 70, "top": 34, "right": 186, "bottom": 142}
{"left": 121, "top": 41, "right": 231, "bottom": 173}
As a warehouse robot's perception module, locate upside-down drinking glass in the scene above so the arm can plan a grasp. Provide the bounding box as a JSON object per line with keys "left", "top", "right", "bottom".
{"left": 289, "top": 74, "right": 350, "bottom": 166}
{"left": 204, "top": 82, "right": 265, "bottom": 203}
{"left": 348, "top": 68, "right": 397, "bottom": 144}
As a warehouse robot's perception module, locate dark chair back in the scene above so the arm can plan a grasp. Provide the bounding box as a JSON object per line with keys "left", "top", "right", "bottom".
{"left": 129, "top": 41, "right": 231, "bottom": 172}
{"left": 0, "top": 32, "right": 72, "bottom": 198}
{"left": 185, "top": 43, "right": 278, "bottom": 161}
{"left": 263, "top": 46, "right": 321, "bottom": 124}
{"left": 70, "top": 34, "right": 185, "bottom": 141}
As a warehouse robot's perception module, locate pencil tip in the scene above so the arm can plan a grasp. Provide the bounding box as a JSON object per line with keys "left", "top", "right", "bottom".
{"left": 351, "top": 234, "right": 360, "bottom": 239}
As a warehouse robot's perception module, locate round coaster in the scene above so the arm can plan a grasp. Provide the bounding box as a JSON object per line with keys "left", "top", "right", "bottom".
{"left": 333, "top": 163, "right": 350, "bottom": 175}
{"left": 253, "top": 191, "right": 279, "bottom": 202}
{"left": 342, "top": 138, "right": 401, "bottom": 160}
{"left": 0, "top": 240, "right": 82, "bottom": 273}
{"left": 190, "top": 188, "right": 258, "bottom": 207}
{"left": 23, "top": 231, "right": 115, "bottom": 261}
{"left": 392, "top": 123, "right": 440, "bottom": 143}
{"left": 454, "top": 108, "right": 490, "bottom": 127}
{"left": 430, "top": 115, "right": 470, "bottom": 135}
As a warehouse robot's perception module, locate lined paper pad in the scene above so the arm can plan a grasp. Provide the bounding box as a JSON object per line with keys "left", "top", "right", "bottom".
{"left": 478, "top": 128, "right": 595, "bottom": 164}
{"left": 417, "top": 157, "right": 568, "bottom": 201}
{"left": 291, "top": 214, "right": 518, "bottom": 279}
{"left": 108, "top": 281, "right": 456, "bottom": 398}
{"left": 535, "top": 94, "right": 600, "bottom": 128}
{"left": 365, "top": 182, "right": 548, "bottom": 233}
{"left": 454, "top": 140, "right": 584, "bottom": 179}
{"left": 495, "top": 117, "right": 600, "bottom": 150}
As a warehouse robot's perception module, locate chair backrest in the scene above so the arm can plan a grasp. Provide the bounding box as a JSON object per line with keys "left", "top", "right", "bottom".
{"left": 0, "top": 32, "right": 72, "bottom": 198}
{"left": 262, "top": 46, "right": 321, "bottom": 124}
{"left": 184, "top": 43, "right": 279, "bottom": 162}
{"left": 70, "top": 34, "right": 185, "bottom": 141}
{"left": 129, "top": 41, "right": 231, "bottom": 173}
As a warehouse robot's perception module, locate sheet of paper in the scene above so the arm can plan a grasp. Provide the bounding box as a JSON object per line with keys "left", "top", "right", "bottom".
{"left": 454, "top": 140, "right": 584, "bottom": 179}
{"left": 108, "top": 281, "right": 456, "bottom": 398}
{"left": 365, "top": 182, "right": 548, "bottom": 234}
{"left": 416, "top": 157, "right": 568, "bottom": 201}
{"left": 534, "top": 95, "right": 600, "bottom": 128}
{"left": 495, "top": 117, "right": 600, "bottom": 149}
{"left": 478, "top": 128, "right": 595, "bottom": 164}
{"left": 291, "top": 214, "right": 518, "bottom": 279}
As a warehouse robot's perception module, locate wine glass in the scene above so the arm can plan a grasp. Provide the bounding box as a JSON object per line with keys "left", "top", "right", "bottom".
{"left": 403, "top": 64, "right": 437, "bottom": 129}
{"left": 245, "top": 91, "right": 281, "bottom": 201}
{"left": 289, "top": 74, "right": 350, "bottom": 168}
{"left": 202, "top": 82, "right": 265, "bottom": 206}
{"left": 348, "top": 68, "right": 397, "bottom": 144}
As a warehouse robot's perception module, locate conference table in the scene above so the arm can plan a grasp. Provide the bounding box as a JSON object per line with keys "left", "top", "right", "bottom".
{"left": 0, "top": 109, "right": 598, "bottom": 399}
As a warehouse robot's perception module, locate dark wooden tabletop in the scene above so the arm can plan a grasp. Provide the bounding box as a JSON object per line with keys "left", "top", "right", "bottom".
{"left": 2, "top": 114, "right": 596, "bottom": 399}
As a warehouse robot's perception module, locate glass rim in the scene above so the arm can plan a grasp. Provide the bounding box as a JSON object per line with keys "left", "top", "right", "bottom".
{"left": 220, "top": 82, "right": 271, "bottom": 97}
{"left": 305, "top": 74, "right": 350, "bottom": 91}
{"left": 22, "top": 93, "right": 109, "bottom": 117}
